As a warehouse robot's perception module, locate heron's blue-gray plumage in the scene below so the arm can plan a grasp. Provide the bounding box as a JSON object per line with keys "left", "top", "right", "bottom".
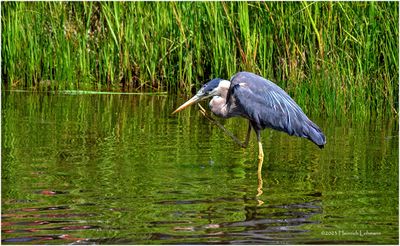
{"left": 225, "top": 72, "right": 326, "bottom": 148}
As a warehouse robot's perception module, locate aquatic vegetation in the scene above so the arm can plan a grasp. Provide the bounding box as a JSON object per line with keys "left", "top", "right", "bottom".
{"left": 1, "top": 2, "right": 398, "bottom": 117}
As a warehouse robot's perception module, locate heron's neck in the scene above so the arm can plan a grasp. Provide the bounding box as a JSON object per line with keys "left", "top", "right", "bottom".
{"left": 209, "top": 96, "right": 228, "bottom": 118}
{"left": 218, "top": 80, "right": 231, "bottom": 99}
{"left": 209, "top": 80, "right": 230, "bottom": 118}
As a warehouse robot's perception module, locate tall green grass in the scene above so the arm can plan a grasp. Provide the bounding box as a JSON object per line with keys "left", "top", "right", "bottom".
{"left": 1, "top": 2, "right": 398, "bottom": 117}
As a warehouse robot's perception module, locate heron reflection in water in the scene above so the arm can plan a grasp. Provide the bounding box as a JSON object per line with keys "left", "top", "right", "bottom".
{"left": 172, "top": 72, "right": 326, "bottom": 196}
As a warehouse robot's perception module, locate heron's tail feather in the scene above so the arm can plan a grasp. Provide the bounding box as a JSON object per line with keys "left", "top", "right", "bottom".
{"left": 303, "top": 120, "right": 326, "bottom": 148}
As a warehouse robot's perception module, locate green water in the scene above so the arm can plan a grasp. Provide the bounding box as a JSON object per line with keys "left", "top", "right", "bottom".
{"left": 2, "top": 91, "right": 398, "bottom": 244}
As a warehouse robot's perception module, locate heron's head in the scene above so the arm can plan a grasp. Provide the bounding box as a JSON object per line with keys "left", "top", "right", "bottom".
{"left": 172, "top": 78, "right": 229, "bottom": 114}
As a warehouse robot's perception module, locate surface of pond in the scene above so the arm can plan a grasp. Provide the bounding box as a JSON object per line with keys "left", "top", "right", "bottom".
{"left": 2, "top": 91, "right": 398, "bottom": 244}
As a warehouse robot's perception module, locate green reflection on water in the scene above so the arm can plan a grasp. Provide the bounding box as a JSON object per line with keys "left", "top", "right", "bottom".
{"left": 1, "top": 92, "right": 398, "bottom": 244}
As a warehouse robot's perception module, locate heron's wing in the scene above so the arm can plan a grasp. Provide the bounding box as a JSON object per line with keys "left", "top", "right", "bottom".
{"left": 229, "top": 72, "right": 325, "bottom": 147}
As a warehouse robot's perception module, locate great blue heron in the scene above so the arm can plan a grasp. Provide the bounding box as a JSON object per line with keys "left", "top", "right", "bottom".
{"left": 172, "top": 71, "right": 326, "bottom": 175}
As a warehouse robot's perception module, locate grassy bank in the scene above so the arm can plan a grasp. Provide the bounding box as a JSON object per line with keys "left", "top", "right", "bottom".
{"left": 1, "top": 2, "right": 398, "bottom": 117}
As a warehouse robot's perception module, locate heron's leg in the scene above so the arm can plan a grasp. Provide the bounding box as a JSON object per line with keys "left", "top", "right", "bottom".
{"left": 257, "top": 168, "right": 264, "bottom": 200}
{"left": 256, "top": 130, "right": 264, "bottom": 197}
{"left": 197, "top": 103, "right": 248, "bottom": 148}
{"left": 255, "top": 130, "right": 264, "bottom": 167}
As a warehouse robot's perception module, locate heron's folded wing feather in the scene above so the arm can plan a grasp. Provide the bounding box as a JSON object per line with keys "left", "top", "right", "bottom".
{"left": 229, "top": 72, "right": 325, "bottom": 146}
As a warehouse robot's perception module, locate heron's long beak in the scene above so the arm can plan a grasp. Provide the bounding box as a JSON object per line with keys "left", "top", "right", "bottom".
{"left": 172, "top": 95, "right": 203, "bottom": 114}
